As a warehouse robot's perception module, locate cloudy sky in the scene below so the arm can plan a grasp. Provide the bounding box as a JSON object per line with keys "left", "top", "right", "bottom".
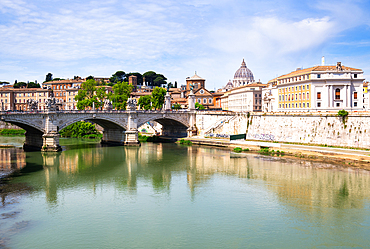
{"left": 1, "top": 0, "right": 370, "bottom": 89}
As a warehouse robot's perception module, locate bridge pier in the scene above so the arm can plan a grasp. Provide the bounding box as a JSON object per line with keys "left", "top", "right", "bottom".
{"left": 23, "top": 131, "right": 44, "bottom": 151}
{"left": 124, "top": 130, "right": 140, "bottom": 146}
{"left": 42, "top": 132, "right": 62, "bottom": 152}
{"left": 101, "top": 129, "right": 125, "bottom": 145}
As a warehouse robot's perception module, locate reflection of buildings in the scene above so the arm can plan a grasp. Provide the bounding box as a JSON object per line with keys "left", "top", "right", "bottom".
{"left": 186, "top": 146, "right": 370, "bottom": 209}
{"left": 0, "top": 149, "right": 26, "bottom": 172}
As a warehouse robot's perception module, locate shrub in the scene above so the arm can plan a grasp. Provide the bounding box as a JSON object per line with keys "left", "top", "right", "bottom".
{"left": 179, "top": 139, "right": 192, "bottom": 145}
{"left": 233, "top": 147, "right": 242, "bottom": 153}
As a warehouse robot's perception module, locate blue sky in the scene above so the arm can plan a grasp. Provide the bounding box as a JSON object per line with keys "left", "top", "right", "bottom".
{"left": 1, "top": 0, "right": 370, "bottom": 90}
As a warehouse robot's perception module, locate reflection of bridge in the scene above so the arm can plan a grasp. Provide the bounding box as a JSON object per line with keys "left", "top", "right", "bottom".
{"left": 0, "top": 110, "right": 196, "bottom": 151}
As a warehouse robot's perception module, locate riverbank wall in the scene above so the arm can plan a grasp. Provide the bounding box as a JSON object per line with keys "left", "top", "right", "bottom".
{"left": 196, "top": 112, "right": 370, "bottom": 149}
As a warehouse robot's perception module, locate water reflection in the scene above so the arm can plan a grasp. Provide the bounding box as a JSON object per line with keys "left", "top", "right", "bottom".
{"left": 10, "top": 143, "right": 368, "bottom": 212}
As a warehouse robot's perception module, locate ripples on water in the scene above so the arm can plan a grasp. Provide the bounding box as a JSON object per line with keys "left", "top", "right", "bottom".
{"left": 0, "top": 138, "right": 369, "bottom": 248}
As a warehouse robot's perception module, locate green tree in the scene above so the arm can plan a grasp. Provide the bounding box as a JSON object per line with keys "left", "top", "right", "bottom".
{"left": 110, "top": 71, "right": 126, "bottom": 83}
{"left": 143, "top": 71, "right": 167, "bottom": 87}
{"left": 151, "top": 87, "right": 166, "bottom": 110}
{"left": 174, "top": 81, "right": 178, "bottom": 88}
{"left": 75, "top": 79, "right": 98, "bottom": 110}
{"left": 172, "top": 103, "right": 181, "bottom": 110}
{"left": 45, "top": 73, "right": 53, "bottom": 82}
{"left": 59, "top": 121, "right": 101, "bottom": 138}
{"left": 27, "top": 82, "right": 41, "bottom": 88}
{"left": 110, "top": 81, "right": 133, "bottom": 110}
{"left": 86, "top": 75, "right": 94, "bottom": 80}
{"left": 96, "top": 87, "right": 107, "bottom": 108}
{"left": 13, "top": 82, "right": 27, "bottom": 88}
{"left": 138, "top": 95, "right": 152, "bottom": 110}
{"left": 195, "top": 102, "right": 205, "bottom": 110}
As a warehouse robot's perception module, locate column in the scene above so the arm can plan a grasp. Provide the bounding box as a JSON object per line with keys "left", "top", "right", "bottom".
{"left": 164, "top": 93, "right": 171, "bottom": 111}
{"left": 327, "top": 85, "right": 331, "bottom": 108}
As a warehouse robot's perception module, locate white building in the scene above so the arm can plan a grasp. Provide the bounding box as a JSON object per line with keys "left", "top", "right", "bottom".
{"left": 274, "top": 62, "right": 364, "bottom": 112}
{"left": 221, "top": 83, "right": 266, "bottom": 112}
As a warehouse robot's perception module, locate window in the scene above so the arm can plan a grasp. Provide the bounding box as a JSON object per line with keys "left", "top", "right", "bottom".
{"left": 303, "top": 93, "right": 305, "bottom": 100}
{"left": 354, "top": 74, "right": 357, "bottom": 78}
{"left": 307, "top": 85, "right": 310, "bottom": 90}
{"left": 279, "top": 96, "right": 281, "bottom": 101}
{"left": 259, "top": 99, "right": 261, "bottom": 104}
{"left": 197, "top": 98, "right": 200, "bottom": 103}
{"left": 209, "top": 98, "right": 212, "bottom": 104}
{"left": 295, "top": 94, "right": 297, "bottom": 100}
{"left": 299, "top": 93, "right": 301, "bottom": 100}
{"left": 335, "top": 88, "right": 340, "bottom": 100}
{"left": 354, "top": 92, "right": 358, "bottom": 99}
{"left": 279, "top": 104, "right": 281, "bottom": 108}
{"left": 317, "top": 102, "right": 321, "bottom": 107}
{"left": 295, "top": 86, "right": 298, "bottom": 91}
{"left": 354, "top": 102, "right": 358, "bottom": 107}
{"left": 307, "top": 103, "right": 309, "bottom": 108}
{"left": 295, "top": 103, "right": 297, "bottom": 108}
{"left": 203, "top": 98, "right": 206, "bottom": 104}
{"left": 317, "top": 74, "right": 321, "bottom": 78}
{"left": 336, "top": 103, "right": 340, "bottom": 107}
{"left": 255, "top": 94, "right": 257, "bottom": 97}
{"left": 259, "top": 94, "right": 261, "bottom": 97}
{"left": 200, "top": 89, "right": 204, "bottom": 94}
{"left": 317, "top": 92, "right": 321, "bottom": 99}
{"left": 299, "top": 103, "right": 301, "bottom": 108}
{"left": 307, "top": 92, "right": 309, "bottom": 99}
{"left": 303, "top": 103, "right": 305, "bottom": 107}
{"left": 303, "top": 85, "right": 305, "bottom": 90}
{"left": 299, "top": 86, "right": 301, "bottom": 91}
{"left": 289, "top": 104, "right": 291, "bottom": 108}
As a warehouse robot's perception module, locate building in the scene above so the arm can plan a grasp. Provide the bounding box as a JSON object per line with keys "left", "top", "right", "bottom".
{"left": 232, "top": 59, "right": 255, "bottom": 88}
{"left": 275, "top": 62, "right": 364, "bottom": 112}
{"left": 223, "top": 83, "right": 266, "bottom": 112}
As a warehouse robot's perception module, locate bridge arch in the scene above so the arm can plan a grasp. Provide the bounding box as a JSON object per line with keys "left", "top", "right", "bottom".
{"left": 58, "top": 115, "right": 128, "bottom": 145}
{"left": 138, "top": 115, "right": 189, "bottom": 137}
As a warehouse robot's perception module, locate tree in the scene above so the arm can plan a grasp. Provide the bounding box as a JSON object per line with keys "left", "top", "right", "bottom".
{"left": 75, "top": 79, "right": 99, "bottom": 110}
{"left": 110, "top": 81, "right": 132, "bottom": 110}
{"left": 151, "top": 87, "right": 166, "bottom": 110}
{"left": 45, "top": 73, "right": 53, "bottom": 82}
{"left": 167, "top": 82, "right": 174, "bottom": 89}
{"left": 174, "top": 81, "right": 178, "bottom": 88}
{"left": 96, "top": 87, "right": 106, "bottom": 105}
{"left": 27, "top": 82, "right": 41, "bottom": 88}
{"left": 13, "top": 82, "right": 27, "bottom": 88}
{"left": 195, "top": 102, "right": 205, "bottom": 110}
{"left": 86, "top": 75, "right": 94, "bottom": 80}
{"left": 138, "top": 95, "right": 152, "bottom": 110}
{"left": 110, "top": 71, "right": 126, "bottom": 83}
{"left": 0, "top": 81, "right": 10, "bottom": 85}
{"left": 172, "top": 103, "right": 181, "bottom": 110}
{"left": 143, "top": 71, "right": 156, "bottom": 86}
{"left": 143, "top": 71, "right": 167, "bottom": 87}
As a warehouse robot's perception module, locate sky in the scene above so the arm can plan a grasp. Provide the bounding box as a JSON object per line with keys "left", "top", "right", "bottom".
{"left": 1, "top": 0, "right": 370, "bottom": 90}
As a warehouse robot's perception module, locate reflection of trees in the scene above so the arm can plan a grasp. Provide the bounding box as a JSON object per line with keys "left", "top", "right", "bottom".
{"left": 16, "top": 142, "right": 370, "bottom": 211}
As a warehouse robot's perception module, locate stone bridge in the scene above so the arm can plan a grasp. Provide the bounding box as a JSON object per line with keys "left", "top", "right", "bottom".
{"left": 0, "top": 110, "right": 196, "bottom": 151}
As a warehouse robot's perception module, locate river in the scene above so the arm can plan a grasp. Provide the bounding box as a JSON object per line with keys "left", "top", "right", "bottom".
{"left": 0, "top": 137, "right": 370, "bottom": 248}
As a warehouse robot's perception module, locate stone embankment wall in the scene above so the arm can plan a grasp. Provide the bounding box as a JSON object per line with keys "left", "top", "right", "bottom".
{"left": 195, "top": 112, "right": 235, "bottom": 136}
{"left": 0, "top": 121, "right": 21, "bottom": 129}
{"left": 203, "top": 113, "right": 370, "bottom": 149}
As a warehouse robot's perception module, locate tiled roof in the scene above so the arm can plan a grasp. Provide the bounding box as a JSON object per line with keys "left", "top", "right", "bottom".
{"left": 277, "top": 65, "right": 362, "bottom": 80}
{"left": 187, "top": 73, "right": 205, "bottom": 80}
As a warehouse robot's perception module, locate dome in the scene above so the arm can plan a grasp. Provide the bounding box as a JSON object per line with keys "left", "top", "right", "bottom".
{"left": 233, "top": 59, "right": 254, "bottom": 87}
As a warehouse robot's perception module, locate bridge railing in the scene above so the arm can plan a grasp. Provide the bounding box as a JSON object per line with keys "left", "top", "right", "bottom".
{"left": 0, "top": 109, "right": 192, "bottom": 115}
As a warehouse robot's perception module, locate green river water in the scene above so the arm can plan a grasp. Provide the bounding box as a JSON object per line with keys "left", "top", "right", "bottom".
{"left": 0, "top": 137, "right": 370, "bottom": 248}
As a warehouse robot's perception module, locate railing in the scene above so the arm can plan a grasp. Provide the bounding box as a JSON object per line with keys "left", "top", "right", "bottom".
{"left": 0, "top": 109, "right": 192, "bottom": 115}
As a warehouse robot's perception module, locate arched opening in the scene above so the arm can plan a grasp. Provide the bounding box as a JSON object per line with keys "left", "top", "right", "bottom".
{"left": 60, "top": 118, "right": 127, "bottom": 146}
{"left": 6, "top": 121, "right": 44, "bottom": 151}
{"left": 148, "top": 118, "right": 188, "bottom": 138}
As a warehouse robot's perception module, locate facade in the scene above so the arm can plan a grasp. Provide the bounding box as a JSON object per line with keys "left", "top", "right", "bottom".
{"left": 275, "top": 62, "right": 364, "bottom": 112}
{"left": 185, "top": 73, "right": 205, "bottom": 92}
{"left": 222, "top": 83, "right": 266, "bottom": 112}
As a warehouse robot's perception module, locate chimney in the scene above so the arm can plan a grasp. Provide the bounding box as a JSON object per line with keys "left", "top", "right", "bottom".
{"left": 321, "top": 56, "right": 325, "bottom": 66}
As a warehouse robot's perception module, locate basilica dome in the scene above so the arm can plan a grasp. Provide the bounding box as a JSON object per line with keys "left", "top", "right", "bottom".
{"left": 233, "top": 59, "right": 254, "bottom": 87}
